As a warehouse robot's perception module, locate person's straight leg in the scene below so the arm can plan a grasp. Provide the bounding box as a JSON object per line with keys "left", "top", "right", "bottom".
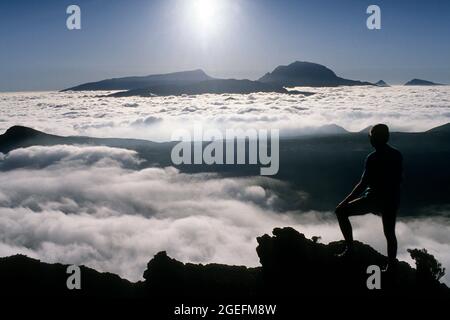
{"left": 382, "top": 211, "right": 397, "bottom": 263}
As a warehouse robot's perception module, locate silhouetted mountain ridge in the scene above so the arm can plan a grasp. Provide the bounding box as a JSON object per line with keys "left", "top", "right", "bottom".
{"left": 427, "top": 122, "right": 450, "bottom": 133}
{"left": 61, "top": 62, "right": 449, "bottom": 94}
{"left": 0, "top": 125, "right": 159, "bottom": 154}
{"left": 62, "top": 61, "right": 375, "bottom": 95}
{"left": 0, "top": 125, "right": 63, "bottom": 153}
{"left": 0, "top": 227, "right": 447, "bottom": 300}
{"left": 62, "top": 69, "right": 213, "bottom": 91}
{"left": 1, "top": 124, "right": 450, "bottom": 216}
{"left": 108, "top": 79, "right": 313, "bottom": 97}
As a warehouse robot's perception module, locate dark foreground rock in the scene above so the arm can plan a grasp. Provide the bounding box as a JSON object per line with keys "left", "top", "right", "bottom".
{"left": 0, "top": 227, "right": 448, "bottom": 301}
{"left": 0, "top": 254, "right": 138, "bottom": 298}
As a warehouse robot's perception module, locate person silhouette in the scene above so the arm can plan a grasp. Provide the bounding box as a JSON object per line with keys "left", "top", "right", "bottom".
{"left": 335, "top": 124, "right": 402, "bottom": 270}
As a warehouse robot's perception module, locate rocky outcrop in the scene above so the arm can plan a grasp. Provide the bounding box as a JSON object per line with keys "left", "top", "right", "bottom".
{"left": 0, "top": 228, "right": 448, "bottom": 301}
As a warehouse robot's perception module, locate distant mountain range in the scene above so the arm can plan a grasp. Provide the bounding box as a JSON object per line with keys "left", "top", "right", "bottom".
{"left": 63, "top": 61, "right": 375, "bottom": 96}
{"left": 2, "top": 123, "right": 450, "bottom": 216}
{"left": 62, "top": 62, "right": 447, "bottom": 96}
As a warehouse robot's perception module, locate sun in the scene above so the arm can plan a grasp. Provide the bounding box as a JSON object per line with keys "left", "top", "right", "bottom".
{"left": 180, "top": 0, "right": 232, "bottom": 40}
{"left": 193, "top": 0, "right": 217, "bottom": 27}
{"left": 189, "top": 0, "right": 224, "bottom": 34}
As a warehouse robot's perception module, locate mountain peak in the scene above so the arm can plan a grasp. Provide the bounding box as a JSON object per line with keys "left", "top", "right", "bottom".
{"left": 259, "top": 61, "right": 372, "bottom": 87}
{"left": 0, "top": 126, "right": 57, "bottom": 154}
{"left": 405, "top": 78, "right": 442, "bottom": 86}
{"left": 190, "top": 68, "right": 208, "bottom": 75}
{"left": 288, "top": 60, "right": 336, "bottom": 72}
{"left": 3, "top": 125, "right": 42, "bottom": 139}
{"left": 375, "top": 80, "right": 390, "bottom": 87}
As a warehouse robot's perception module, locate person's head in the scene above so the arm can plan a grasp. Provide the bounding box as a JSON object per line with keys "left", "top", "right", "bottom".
{"left": 369, "top": 124, "right": 389, "bottom": 148}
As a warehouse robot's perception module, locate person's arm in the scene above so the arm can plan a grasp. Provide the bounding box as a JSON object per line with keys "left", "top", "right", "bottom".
{"left": 336, "top": 157, "right": 370, "bottom": 208}
{"left": 336, "top": 177, "right": 368, "bottom": 208}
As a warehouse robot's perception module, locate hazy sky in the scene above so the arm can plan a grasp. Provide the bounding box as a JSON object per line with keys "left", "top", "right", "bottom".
{"left": 1, "top": 0, "right": 449, "bottom": 91}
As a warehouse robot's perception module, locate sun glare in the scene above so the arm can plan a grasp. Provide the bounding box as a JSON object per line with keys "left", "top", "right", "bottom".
{"left": 189, "top": 0, "right": 225, "bottom": 36}
{"left": 194, "top": 0, "right": 216, "bottom": 26}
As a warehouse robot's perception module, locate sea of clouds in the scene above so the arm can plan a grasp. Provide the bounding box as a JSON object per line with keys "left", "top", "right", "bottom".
{"left": 0, "top": 86, "right": 449, "bottom": 141}
{"left": 0, "top": 87, "right": 449, "bottom": 284}
{"left": 0, "top": 144, "right": 449, "bottom": 284}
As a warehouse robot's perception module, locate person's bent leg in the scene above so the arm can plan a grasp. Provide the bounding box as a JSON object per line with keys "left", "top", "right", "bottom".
{"left": 335, "top": 197, "right": 373, "bottom": 252}
{"left": 335, "top": 205, "right": 354, "bottom": 246}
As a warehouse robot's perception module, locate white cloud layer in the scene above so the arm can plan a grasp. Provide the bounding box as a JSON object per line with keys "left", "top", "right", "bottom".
{"left": 0, "top": 144, "right": 449, "bottom": 285}
{"left": 1, "top": 86, "right": 449, "bottom": 141}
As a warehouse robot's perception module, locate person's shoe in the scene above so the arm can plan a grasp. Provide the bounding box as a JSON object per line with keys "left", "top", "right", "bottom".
{"left": 335, "top": 245, "right": 353, "bottom": 258}
{"left": 382, "top": 259, "right": 399, "bottom": 273}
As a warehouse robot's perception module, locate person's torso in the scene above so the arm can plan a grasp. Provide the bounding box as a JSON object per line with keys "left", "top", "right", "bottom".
{"left": 365, "top": 145, "right": 402, "bottom": 201}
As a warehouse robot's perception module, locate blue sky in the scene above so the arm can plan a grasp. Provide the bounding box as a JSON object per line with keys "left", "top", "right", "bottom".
{"left": 0, "top": 0, "right": 449, "bottom": 91}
